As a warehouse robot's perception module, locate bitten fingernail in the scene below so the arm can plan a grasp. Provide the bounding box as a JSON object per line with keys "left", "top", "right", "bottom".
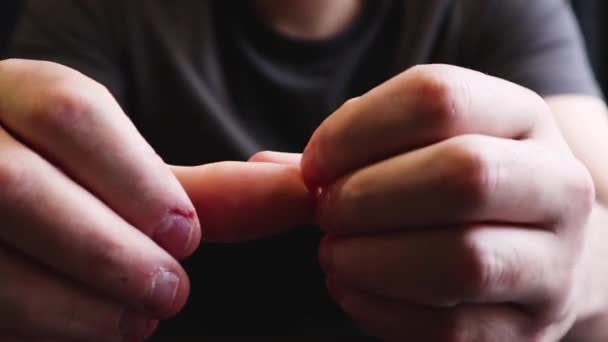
{"left": 145, "top": 269, "right": 179, "bottom": 315}
{"left": 153, "top": 210, "right": 196, "bottom": 256}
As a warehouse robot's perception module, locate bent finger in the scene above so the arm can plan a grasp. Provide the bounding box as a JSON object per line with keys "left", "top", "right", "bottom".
{"left": 316, "top": 135, "right": 592, "bottom": 234}
{"left": 328, "top": 280, "right": 531, "bottom": 342}
{"left": 0, "top": 246, "right": 158, "bottom": 341}
{"left": 321, "top": 225, "right": 569, "bottom": 309}
{"left": 302, "top": 64, "right": 559, "bottom": 187}
{"left": 0, "top": 127, "right": 188, "bottom": 319}
{"left": 0, "top": 59, "right": 199, "bottom": 259}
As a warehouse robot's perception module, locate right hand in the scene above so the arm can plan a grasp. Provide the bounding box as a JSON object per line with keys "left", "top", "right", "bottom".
{"left": 0, "top": 60, "right": 314, "bottom": 341}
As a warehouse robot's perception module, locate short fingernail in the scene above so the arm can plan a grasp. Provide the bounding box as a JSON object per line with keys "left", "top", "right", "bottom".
{"left": 153, "top": 210, "right": 196, "bottom": 255}
{"left": 119, "top": 311, "right": 153, "bottom": 341}
{"left": 145, "top": 269, "right": 180, "bottom": 315}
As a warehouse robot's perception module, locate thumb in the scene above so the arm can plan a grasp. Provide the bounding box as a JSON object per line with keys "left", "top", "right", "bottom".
{"left": 170, "top": 161, "right": 314, "bottom": 242}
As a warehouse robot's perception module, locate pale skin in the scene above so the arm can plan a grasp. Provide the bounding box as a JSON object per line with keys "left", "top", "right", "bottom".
{"left": 1, "top": 1, "right": 608, "bottom": 341}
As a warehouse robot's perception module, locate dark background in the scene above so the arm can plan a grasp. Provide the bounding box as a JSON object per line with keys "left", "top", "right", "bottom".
{"left": 2, "top": 0, "right": 608, "bottom": 94}
{"left": 0, "top": 0, "right": 607, "bottom": 340}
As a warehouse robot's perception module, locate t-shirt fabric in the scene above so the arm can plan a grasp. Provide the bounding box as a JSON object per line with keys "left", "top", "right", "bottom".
{"left": 9, "top": 0, "right": 601, "bottom": 338}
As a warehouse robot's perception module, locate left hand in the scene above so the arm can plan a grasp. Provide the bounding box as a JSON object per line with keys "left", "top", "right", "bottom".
{"left": 301, "top": 65, "right": 595, "bottom": 341}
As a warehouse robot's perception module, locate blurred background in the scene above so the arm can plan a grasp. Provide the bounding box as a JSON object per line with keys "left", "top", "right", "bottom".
{"left": 2, "top": 0, "right": 607, "bottom": 95}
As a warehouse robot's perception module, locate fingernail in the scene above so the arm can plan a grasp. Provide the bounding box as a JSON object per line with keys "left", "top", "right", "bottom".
{"left": 119, "top": 311, "right": 153, "bottom": 341}
{"left": 145, "top": 269, "right": 179, "bottom": 315}
{"left": 153, "top": 210, "right": 195, "bottom": 256}
{"left": 318, "top": 236, "right": 334, "bottom": 275}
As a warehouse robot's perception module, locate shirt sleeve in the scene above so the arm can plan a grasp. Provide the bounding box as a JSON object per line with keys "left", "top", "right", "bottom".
{"left": 463, "top": 0, "right": 602, "bottom": 98}
{"left": 8, "top": 0, "right": 126, "bottom": 103}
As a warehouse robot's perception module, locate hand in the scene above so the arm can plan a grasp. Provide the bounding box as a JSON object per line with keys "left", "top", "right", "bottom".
{"left": 301, "top": 65, "right": 595, "bottom": 341}
{"left": 0, "top": 60, "right": 313, "bottom": 341}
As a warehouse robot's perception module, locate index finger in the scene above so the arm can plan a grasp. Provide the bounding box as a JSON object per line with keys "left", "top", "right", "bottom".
{"left": 301, "top": 64, "right": 556, "bottom": 188}
{"left": 172, "top": 161, "right": 314, "bottom": 242}
{"left": 0, "top": 59, "right": 199, "bottom": 259}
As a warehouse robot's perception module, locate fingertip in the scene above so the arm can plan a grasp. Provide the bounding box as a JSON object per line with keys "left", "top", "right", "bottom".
{"left": 139, "top": 264, "right": 190, "bottom": 320}
{"left": 169, "top": 269, "right": 190, "bottom": 318}
{"left": 158, "top": 267, "right": 191, "bottom": 319}
{"left": 301, "top": 140, "right": 328, "bottom": 190}
{"left": 184, "top": 215, "right": 202, "bottom": 258}
{"left": 152, "top": 209, "right": 201, "bottom": 260}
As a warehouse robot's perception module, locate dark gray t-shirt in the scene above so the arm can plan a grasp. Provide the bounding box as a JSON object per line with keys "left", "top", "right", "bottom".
{"left": 9, "top": 0, "right": 601, "bottom": 337}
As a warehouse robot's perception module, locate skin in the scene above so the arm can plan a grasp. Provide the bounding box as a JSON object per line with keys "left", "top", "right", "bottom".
{"left": 255, "top": 0, "right": 362, "bottom": 40}
{"left": 259, "top": 2, "right": 608, "bottom": 339}
{"left": 2, "top": 1, "right": 608, "bottom": 341}
{"left": 299, "top": 65, "right": 608, "bottom": 341}
{"left": 0, "top": 60, "right": 313, "bottom": 341}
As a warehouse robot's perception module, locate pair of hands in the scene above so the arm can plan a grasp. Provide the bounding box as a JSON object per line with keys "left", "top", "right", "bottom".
{"left": 0, "top": 59, "right": 595, "bottom": 341}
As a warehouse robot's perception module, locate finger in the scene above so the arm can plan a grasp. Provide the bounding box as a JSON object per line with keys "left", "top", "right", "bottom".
{"left": 171, "top": 161, "right": 314, "bottom": 242}
{"left": 327, "top": 279, "right": 532, "bottom": 342}
{"left": 0, "top": 246, "right": 158, "bottom": 341}
{"left": 316, "top": 134, "right": 593, "bottom": 234}
{"left": 302, "top": 64, "right": 560, "bottom": 187}
{"left": 0, "top": 59, "right": 199, "bottom": 259}
{"left": 320, "top": 226, "right": 571, "bottom": 310}
{"left": 0, "top": 128, "right": 189, "bottom": 319}
{"left": 249, "top": 151, "right": 302, "bottom": 166}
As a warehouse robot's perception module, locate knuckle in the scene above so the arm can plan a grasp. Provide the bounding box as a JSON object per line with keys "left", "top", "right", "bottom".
{"left": 455, "top": 230, "right": 502, "bottom": 299}
{"left": 31, "top": 82, "right": 95, "bottom": 132}
{"left": 564, "top": 160, "right": 595, "bottom": 219}
{"left": 408, "top": 65, "right": 469, "bottom": 132}
{"left": 27, "top": 74, "right": 110, "bottom": 136}
{"left": 526, "top": 88, "right": 553, "bottom": 118}
{"left": 549, "top": 157, "right": 596, "bottom": 232}
{"left": 441, "top": 137, "right": 496, "bottom": 209}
